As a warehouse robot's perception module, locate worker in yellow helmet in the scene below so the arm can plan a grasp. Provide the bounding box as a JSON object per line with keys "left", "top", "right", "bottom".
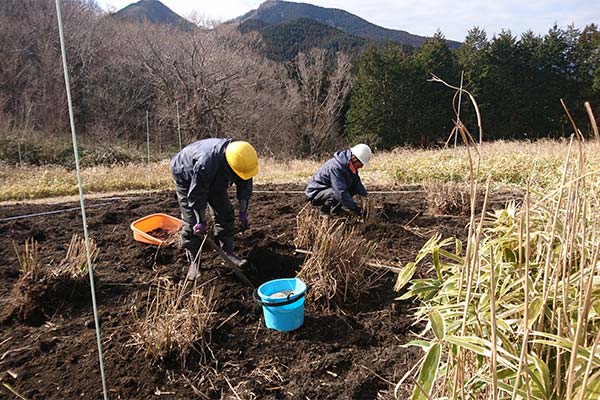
{"left": 171, "top": 138, "right": 259, "bottom": 280}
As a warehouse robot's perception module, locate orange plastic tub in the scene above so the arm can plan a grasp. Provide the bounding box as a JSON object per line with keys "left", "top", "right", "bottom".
{"left": 130, "top": 213, "right": 183, "bottom": 245}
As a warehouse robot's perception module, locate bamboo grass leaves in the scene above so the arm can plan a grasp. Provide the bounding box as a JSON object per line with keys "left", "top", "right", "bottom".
{"left": 396, "top": 167, "right": 600, "bottom": 399}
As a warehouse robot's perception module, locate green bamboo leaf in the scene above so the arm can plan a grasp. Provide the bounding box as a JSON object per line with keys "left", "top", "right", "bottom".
{"left": 495, "top": 379, "right": 544, "bottom": 400}
{"left": 444, "top": 336, "right": 518, "bottom": 369}
{"left": 444, "top": 336, "right": 488, "bottom": 356}
{"left": 430, "top": 308, "right": 445, "bottom": 340}
{"left": 438, "top": 248, "right": 464, "bottom": 264}
{"left": 532, "top": 332, "right": 600, "bottom": 367}
{"left": 411, "top": 342, "right": 441, "bottom": 400}
{"left": 496, "top": 331, "right": 518, "bottom": 357}
{"left": 455, "top": 239, "right": 462, "bottom": 255}
{"left": 403, "top": 340, "right": 432, "bottom": 351}
{"left": 496, "top": 367, "right": 516, "bottom": 380}
{"left": 432, "top": 246, "right": 443, "bottom": 281}
{"left": 530, "top": 355, "right": 551, "bottom": 399}
{"left": 396, "top": 292, "right": 414, "bottom": 301}
{"left": 394, "top": 262, "right": 417, "bottom": 292}
{"left": 416, "top": 233, "right": 441, "bottom": 264}
{"left": 583, "top": 371, "right": 600, "bottom": 399}
{"left": 527, "top": 297, "right": 543, "bottom": 328}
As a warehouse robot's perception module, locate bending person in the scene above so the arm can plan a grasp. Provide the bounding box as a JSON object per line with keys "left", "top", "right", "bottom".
{"left": 171, "top": 138, "right": 258, "bottom": 280}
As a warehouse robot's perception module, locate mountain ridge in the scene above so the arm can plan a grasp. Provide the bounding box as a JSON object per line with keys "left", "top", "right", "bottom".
{"left": 232, "top": 0, "right": 461, "bottom": 49}
{"left": 110, "top": 0, "right": 195, "bottom": 31}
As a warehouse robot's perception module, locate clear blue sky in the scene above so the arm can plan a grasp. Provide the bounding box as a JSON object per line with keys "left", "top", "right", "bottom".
{"left": 97, "top": 0, "right": 600, "bottom": 42}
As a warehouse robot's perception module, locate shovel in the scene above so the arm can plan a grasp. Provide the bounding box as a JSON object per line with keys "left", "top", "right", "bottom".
{"left": 204, "top": 235, "right": 254, "bottom": 288}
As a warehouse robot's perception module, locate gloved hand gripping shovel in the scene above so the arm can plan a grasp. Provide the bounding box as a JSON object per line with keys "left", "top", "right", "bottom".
{"left": 203, "top": 235, "right": 255, "bottom": 288}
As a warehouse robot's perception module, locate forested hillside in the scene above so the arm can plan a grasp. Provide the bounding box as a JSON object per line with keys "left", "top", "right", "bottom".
{"left": 238, "top": 17, "right": 367, "bottom": 61}
{"left": 0, "top": 0, "right": 599, "bottom": 166}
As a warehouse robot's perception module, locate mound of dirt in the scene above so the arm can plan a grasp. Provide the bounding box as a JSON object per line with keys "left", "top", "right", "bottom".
{"left": 0, "top": 185, "right": 477, "bottom": 399}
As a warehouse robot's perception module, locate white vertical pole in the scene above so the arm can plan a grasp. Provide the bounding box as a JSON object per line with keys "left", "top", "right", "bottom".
{"left": 176, "top": 100, "right": 182, "bottom": 151}
{"left": 54, "top": 1, "right": 109, "bottom": 399}
{"left": 146, "top": 110, "right": 150, "bottom": 163}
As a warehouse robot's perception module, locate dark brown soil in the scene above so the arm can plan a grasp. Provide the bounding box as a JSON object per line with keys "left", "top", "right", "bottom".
{"left": 147, "top": 227, "right": 177, "bottom": 241}
{"left": 0, "top": 185, "right": 477, "bottom": 399}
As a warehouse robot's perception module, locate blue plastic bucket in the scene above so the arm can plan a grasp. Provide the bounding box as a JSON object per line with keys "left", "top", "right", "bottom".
{"left": 253, "top": 278, "right": 307, "bottom": 332}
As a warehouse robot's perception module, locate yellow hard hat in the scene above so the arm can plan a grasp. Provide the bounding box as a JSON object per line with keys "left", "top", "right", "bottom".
{"left": 225, "top": 141, "right": 259, "bottom": 180}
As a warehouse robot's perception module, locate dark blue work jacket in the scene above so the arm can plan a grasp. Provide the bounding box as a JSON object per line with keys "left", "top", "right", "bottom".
{"left": 305, "top": 149, "right": 367, "bottom": 210}
{"left": 170, "top": 138, "right": 252, "bottom": 211}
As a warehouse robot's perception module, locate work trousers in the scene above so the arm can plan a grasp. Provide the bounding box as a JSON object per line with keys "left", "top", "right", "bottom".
{"left": 174, "top": 183, "right": 235, "bottom": 256}
{"left": 309, "top": 187, "right": 362, "bottom": 215}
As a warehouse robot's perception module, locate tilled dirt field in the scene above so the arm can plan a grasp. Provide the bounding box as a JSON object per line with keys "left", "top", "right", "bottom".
{"left": 0, "top": 185, "right": 473, "bottom": 399}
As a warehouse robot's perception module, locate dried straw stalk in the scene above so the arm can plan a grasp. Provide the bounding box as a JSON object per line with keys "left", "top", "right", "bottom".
{"left": 132, "top": 278, "right": 216, "bottom": 365}
{"left": 295, "top": 206, "right": 379, "bottom": 311}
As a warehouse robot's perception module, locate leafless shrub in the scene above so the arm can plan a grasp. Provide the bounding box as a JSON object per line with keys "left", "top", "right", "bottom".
{"left": 131, "top": 279, "right": 216, "bottom": 365}
{"left": 295, "top": 206, "right": 379, "bottom": 311}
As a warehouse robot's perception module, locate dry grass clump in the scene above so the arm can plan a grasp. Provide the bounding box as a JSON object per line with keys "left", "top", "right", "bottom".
{"left": 13, "top": 238, "right": 41, "bottom": 280}
{"left": 358, "top": 194, "right": 378, "bottom": 223}
{"left": 5, "top": 235, "right": 98, "bottom": 324}
{"left": 425, "top": 182, "right": 472, "bottom": 216}
{"left": 295, "top": 206, "right": 379, "bottom": 311}
{"left": 50, "top": 233, "right": 98, "bottom": 279}
{"left": 14, "top": 234, "right": 98, "bottom": 283}
{"left": 132, "top": 279, "right": 216, "bottom": 365}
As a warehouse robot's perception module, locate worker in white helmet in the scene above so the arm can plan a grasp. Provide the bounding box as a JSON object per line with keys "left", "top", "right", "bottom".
{"left": 305, "top": 144, "right": 372, "bottom": 217}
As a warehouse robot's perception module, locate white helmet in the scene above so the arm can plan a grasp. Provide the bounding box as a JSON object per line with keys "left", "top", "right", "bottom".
{"left": 350, "top": 143, "right": 372, "bottom": 167}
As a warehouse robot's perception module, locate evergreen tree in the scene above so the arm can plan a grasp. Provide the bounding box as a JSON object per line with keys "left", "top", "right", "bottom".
{"left": 413, "top": 31, "right": 458, "bottom": 145}
{"left": 346, "top": 44, "right": 411, "bottom": 148}
{"left": 480, "top": 30, "right": 526, "bottom": 139}
{"left": 518, "top": 30, "right": 549, "bottom": 137}
{"left": 576, "top": 24, "right": 600, "bottom": 99}
{"left": 457, "top": 27, "right": 489, "bottom": 137}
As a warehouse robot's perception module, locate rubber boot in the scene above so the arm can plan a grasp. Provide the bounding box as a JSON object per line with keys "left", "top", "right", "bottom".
{"left": 218, "top": 237, "right": 247, "bottom": 267}
{"left": 330, "top": 202, "right": 344, "bottom": 216}
{"left": 319, "top": 204, "right": 331, "bottom": 217}
{"left": 185, "top": 249, "right": 200, "bottom": 280}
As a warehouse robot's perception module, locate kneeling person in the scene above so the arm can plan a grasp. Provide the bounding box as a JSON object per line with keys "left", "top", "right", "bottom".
{"left": 305, "top": 143, "right": 372, "bottom": 216}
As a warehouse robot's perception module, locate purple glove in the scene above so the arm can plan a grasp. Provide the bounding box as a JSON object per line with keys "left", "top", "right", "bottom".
{"left": 192, "top": 222, "right": 207, "bottom": 236}
{"left": 239, "top": 211, "right": 249, "bottom": 231}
